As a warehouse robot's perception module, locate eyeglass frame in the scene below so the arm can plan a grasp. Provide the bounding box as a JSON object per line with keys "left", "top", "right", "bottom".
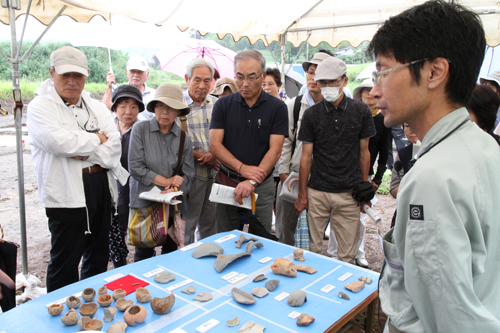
{"left": 154, "top": 102, "right": 180, "bottom": 115}
{"left": 234, "top": 72, "right": 263, "bottom": 83}
{"left": 316, "top": 76, "right": 346, "bottom": 88}
{"left": 371, "top": 58, "right": 428, "bottom": 86}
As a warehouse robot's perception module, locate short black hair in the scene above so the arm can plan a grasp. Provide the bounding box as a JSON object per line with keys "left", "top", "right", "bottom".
{"left": 265, "top": 68, "right": 283, "bottom": 87}
{"left": 367, "top": 0, "right": 486, "bottom": 106}
{"left": 467, "top": 85, "right": 500, "bottom": 132}
{"left": 318, "top": 49, "right": 335, "bottom": 57}
{"left": 213, "top": 68, "right": 220, "bottom": 80}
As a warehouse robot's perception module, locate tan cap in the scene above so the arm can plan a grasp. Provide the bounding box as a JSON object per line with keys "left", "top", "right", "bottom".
{"left": 314, "top": 57, "right": 347, "bottom": 81}
{"left": 146, "top": 83, "right": 190, "bottom": 117}
{"left": 302, "top": 52, "right": 332, "bottom": 72}
{"left": 127, "top": 56, "right": 148, "bottom": 71}
{"left": 210, "top": 77, "right": 238, "bottom": 96}
{"left": 50, "top": 46, "right": 88, "bottom": 77}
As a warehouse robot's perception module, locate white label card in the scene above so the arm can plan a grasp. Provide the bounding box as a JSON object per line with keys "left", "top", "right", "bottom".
{"left": 288, "top": 311, "right": 301, "bottom": 319}
{"left": 214, "top": 234, "right": 237, "bottom": 243}
{"left": 259, "top": 256, "right": 273, "bottom": 263}
{"left": 221, "top": 272, "right": 239, "bottom": 280}
{"left": 228, "top": 274, "right": 247, "bottom": 284}
{"left": 45, "top": 291, "right": 82, "bottom": 308}
{"left": 195, "top": 319, "right": 220, "bottom": 333}
{"left": 143, "top": 268, "right": 164, "bottom": 278}
{"left": 338, "top": 272, "right": 353, "bottom": 281}
{"left": 274, "top": 292, "right": 289, "bottom": 301}
{"left": 104, "top": 273, "right": 124, "bottom": 282}
{"left": 166, "top": 279, "right": 193, "bottom": 292}
{"left": 321, "top": 284, "right": 335, "bottom": 293}
{"left": 168, "top": 329, "right": 187, "bottom": 333}
{"left": 180, "top": 242, "right": 203, "bottom": 252}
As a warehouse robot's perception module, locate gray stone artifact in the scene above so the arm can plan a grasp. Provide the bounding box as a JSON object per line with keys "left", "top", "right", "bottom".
{"left": 293, "top": 248, "right": 305, "bottom": 261}
{"left": 235, "top": 234, "right": 259, "bottom": 249}
{"left": 227, "top": 315, "right": 239, "bottom": 327}
{"left": 77, "top": 316, "right": 90, "bottom": 330}
{"left": 295, "top": 264, "right": 317, "bottom": 274}
{"left": 154, "top": 272, "right": 175, "bottom": 284}
{"left": 253, "top": 274, "right": 267, "bottom": 282}
{"left": 297, "top": 314, "right": 315, "bottom": 326}
{"left": 231, "top": 287, "right": 257, "bottom": 304}
{"left": 136, "top": 287, "right": 152, "bottom": 303}
{"left": 245, "top": 241, "right": 264, "bottom": 253}
{"left": 287, "top": 290, "right": 307, "bottom": 307}
{"left": 181, "top": 286, "right": 196, "bottom": 294}
{"left": 104, "top": 307, "right": 117, "bottom": 322}
{"left": 193, "top": 292, "right": 213, "bottom": 302}
{"left": 238, "top": 321, "right": 266, "bottom": 332}
{"left": 192, "top": 243, "right": 224, "bottom": 258}
{"left": 61, "top": 308, "right": 78, "bottom": 326}
{"left": 271, "top": 257, "right": 297, "bottom": 277}
{"left": 98, "top": 286, "right": 107, "bottom": 295}
{"left": 65, "top": 295, "right": 81, "bottom": 309}
{"left": 115, "top": 298, "right": 134, "bottom": 312}
{"left": 251, "top": 287, "right": 269, "bottom": 298}
{"left": 214, "top": 252, "right": 251, "bottom": 273}
{"left": 107, "top": 321, "right": 128, "bottom": 333}
{"left": 338, "top": 291, "right": 350, "bottom": 300}
{"left": 82, "top": 288, "right": 96, "bottom": 302}
{"left": 359, "top": 276, "right": 373, "bottom": 284}
{"left": 345, "top": 281, "right": 365, "bottom": 293}
{"left": 265, "top": 279, "right": 280, "bottom": 291}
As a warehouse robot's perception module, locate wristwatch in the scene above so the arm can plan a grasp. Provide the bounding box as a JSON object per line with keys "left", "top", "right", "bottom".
{"left": 249, "top": 180, "right": 257, "bottom": 186}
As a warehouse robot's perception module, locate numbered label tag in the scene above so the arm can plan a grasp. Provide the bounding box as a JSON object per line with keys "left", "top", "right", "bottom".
{"left": 143, "top": 268, "right": 164, "bottom": 278}
{"left": 258, "top": 256, "right": 273, "bottom": 263}
{"left": 196, "top": 319, "right": 220, "bottom": 332}
{"left": 221, "top": 272, "right": 239, "bottom": 280}
{"left": 288, "top": 311, "right": 301, "bottom": 319}
{"left": 104, "top": 273, "right": 124, "bottom": 282}
{"left": 180, "top": 242, "right": 203, "bottom": 252}
{"left": 168, "top": 329, "right": 187, "bottom": 333}
{"left": 46, "top": 292, "right": 82, "bottom": 308}
{"left": 214, "top": 234, "right": 237, "bottom": 243}
{"left": 338, "top": 272, "right": 353, "bottom": 281}
{"left": 228, "top": 274, "right": 247, "bottom": 284}
{"left": 166, "top": 279, "right": 193, "bottom": 292}
{"left": 274, "top": 292, "right": 289, "bottom": 302}
{"left": 321, "top": 284, "right": 335, "bottom": 293}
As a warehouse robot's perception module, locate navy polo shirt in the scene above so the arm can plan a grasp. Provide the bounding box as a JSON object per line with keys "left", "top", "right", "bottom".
{"left": 210, "top": 91, "right": 288, "bottom": 168}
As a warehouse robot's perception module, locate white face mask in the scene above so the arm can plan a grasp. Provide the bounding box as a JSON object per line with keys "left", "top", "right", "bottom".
{"left": 320, "top": 80, "right": 344, "bottom": 103}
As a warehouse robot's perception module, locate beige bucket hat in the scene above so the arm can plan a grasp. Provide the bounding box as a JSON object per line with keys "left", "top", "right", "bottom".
{"left": 210, "top": 77, "right": 238, "bottom": 96}
{"left": 146, "top": 83, "right": 190, "bottom": 116}
{"left": 352, "top": 79, "right": 374, "bottom": 101}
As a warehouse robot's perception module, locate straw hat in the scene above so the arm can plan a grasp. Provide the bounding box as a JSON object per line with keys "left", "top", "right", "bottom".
{"left": 146, "top": 83, "right": 190, "bottom": 116}
{"left": 352, "top": 79, "right": 374, "bottom": 101}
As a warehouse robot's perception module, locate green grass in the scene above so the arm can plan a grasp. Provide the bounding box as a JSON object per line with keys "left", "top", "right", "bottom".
{"left": 376, "top": 169, "right": 392, "bottom": 195}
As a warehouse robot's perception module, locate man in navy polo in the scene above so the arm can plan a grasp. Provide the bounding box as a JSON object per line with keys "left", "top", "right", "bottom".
{"left": 210, "top": 50, "right": 288, "bottom": 233}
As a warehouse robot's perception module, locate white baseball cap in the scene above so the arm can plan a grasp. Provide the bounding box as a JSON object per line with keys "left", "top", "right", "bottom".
{"left": 127, "top": 56, "right": 149, "bottom": 71}
{"left": 480, "top": 70, "right": 500, "bottom": 86}
{"left": 50, "top": 46, "right": 88, "bottom": 77}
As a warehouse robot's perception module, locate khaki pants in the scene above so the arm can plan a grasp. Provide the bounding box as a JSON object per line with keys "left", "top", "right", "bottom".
{"left": 307, "top": 188, "right": 360, "bottom": 263}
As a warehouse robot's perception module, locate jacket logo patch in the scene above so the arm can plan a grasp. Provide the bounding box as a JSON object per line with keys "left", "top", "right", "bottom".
{"left": 410, "top": 204, "right": 424, "bottom": 220}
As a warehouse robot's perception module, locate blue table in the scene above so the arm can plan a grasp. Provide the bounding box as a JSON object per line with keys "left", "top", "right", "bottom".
{"left": 0, "top": 231, "right": 379, "bottom": 332}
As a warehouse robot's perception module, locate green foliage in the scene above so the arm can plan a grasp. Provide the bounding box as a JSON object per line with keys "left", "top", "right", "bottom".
{"left": 376, "top": 169, "right": 392, "bottom": 195}
{"left": 147, "top": 69, "right": 184, "bottom": 88}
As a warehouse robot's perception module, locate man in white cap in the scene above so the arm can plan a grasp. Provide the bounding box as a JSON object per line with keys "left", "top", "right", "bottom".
{"left": 295, "top": 56, "right": 375, "bottom": 262}
{"left": 276, "top": 51, "right": 331, "bottom": 245}
{"left": 102, "top": 55, "right": 156, "bottom": 120}
{"left": 27, "top": 46, "right": 121, "bottom": 292}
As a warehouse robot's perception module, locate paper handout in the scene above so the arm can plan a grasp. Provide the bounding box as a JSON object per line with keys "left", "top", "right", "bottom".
{"left": 139, "top": 186, "right": 183, "bottom": 205}
{"left": 209, "top": 183, "right": 258, "bottom": 210}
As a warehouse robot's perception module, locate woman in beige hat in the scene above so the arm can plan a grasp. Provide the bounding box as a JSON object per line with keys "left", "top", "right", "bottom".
{"left": 128, "top": 83, "right": 196, "bottom": 261}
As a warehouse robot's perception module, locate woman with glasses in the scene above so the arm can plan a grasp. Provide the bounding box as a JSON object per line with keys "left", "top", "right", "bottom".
{"left": 128, "top": 83, "right": 195, "bottom": 261}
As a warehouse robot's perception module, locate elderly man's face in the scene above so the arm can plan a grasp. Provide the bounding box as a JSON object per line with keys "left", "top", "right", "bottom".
{"left": 185, "top": 66, "right": 212, "bottom": 105}
{"left": 235, "top": 58, "right": 265, "bottom": 102}
{"left": 127, "top": 69, "right": 149, "bottom": 90}
{"left": 49, "top": 68, "right": 86, "bottom": 105}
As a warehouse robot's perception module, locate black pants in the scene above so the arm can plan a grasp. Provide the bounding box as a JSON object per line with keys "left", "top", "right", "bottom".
{"left": 45, "top": 170, "right": 112, "bottom": 292}
{"left": 134, "top": 216, "right": 177, "bottom": 262}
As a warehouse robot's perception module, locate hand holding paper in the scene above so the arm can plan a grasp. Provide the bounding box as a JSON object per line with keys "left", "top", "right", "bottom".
{"left": 139, "top": 187, "right": 183, "bottom": 205}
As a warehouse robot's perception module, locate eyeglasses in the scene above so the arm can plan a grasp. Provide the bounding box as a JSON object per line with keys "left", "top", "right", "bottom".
{"left": 235, "top": 72, "right": 263, "bottom": 83}
{"left": 155, "top": 103, "right": 178, "bottom": 114}
{"left": 372, "top": 59, "right": 427, "bottom": 86}
{"left": 317, "top": 77, "right": 345, "bottom": 88}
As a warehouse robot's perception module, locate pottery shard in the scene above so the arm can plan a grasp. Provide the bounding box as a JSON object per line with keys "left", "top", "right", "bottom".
{"left": 271, "top": 257, "right": 297, "bottom": 277}
{"left": 82, "top": 288, "right": 96, "bottom": 302}
{"left": 124, "top": 305, "right": 147, "bottom": 326}
{"left": 251, "top": 287, "right": 269, "bottom": 298}
{"left": 193, "top": 291, "right": 213, "bottom": 302}
{"left": 104, "top": 307, "right": 117, "bottom": 322}
{"left": 61, "top": 308, "right": 79, "bottom": 326}
{"left": 84, "top": 318, "right": 103, "bottom": 331}
{"left": 359, "top": 276, "right": 372, "bottom": 284}
{"left": 107, "top": 321, "right": 128, "bottom": 333}
{"left": 151, "top": 293, "right": 175, "bottom": 315}
{"left": 214, "top": 252, "right": 251, "bottom": 273}
{"left": 297, "top": 314, "right": 315, "bottom": 327}
{"left": 265, "top": 279, "right": 280, "bottom": 292}
{"left": 79, "top": 302, "right": 98, "bottom": 317}
{"left": 97, "top": 294, "right": 113, "bottom": 307}
{"left": 235, "top": 234, "right": 259, "bottom": 249}
{"left": 154, "top": 272, "right": 176, "bottom": 284}
{"left": 253, "top": 274, "right": 267, "bottom": 282}
{"left": 287, "top": 290, "right": 307, "bottom": 307}
{"left": 66, "top": 295, "right": 81, "bottom": 309}
{"left": 345, "top": 281, "right": 365, "bottom": 293}
{"left": 98, "top": 286, "right": 107, "bottom": 295}
{"left": 192, "top": 243, "right": 224, "bottom": 258}
{"left": 115, "top": 298, "right": 134, "bottom": 312}
{"left": 238, "top": 321, "right": 266, "bottom": 332}
{"left": 295, "top": 264, "right": 317, "bottom": 274}
{"left": 293, "top": 248, "right": 305, "bottom": 261}
{"left": 227, "top": 315, "right": 239, "bottom": 327}
{"left": 113, "top": 288, "right": 127, "bottom": 301}
{"left": 231, "top": 287, "right": 257, "bottom": 304}
{"left": 181, "top": 286, "right": 196, "bottom": 294}
{"left": 77, "top": 316, "right": 90, "bottom": 330}
{"left": 136, "top": 287, "right": 152, "bottom": 303}
{"left": 338, "top": 291, "right": 350, "bottom": 300}
{"left": 245, "top": 241, "right": 264, "bottom": 253}
{"left": 48, "top": 303, "right": 64, "bottom": 316}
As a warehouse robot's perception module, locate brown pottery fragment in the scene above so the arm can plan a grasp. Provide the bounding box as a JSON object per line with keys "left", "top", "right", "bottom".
{"left": 123, "top": 305, "right": 147, "bottom": 326}
{"left": 271, "top": 257, "right": 297, "bottom": 277}
{"left": 150, "top": 293, "right": 176, "bottom": 315}
{"left": 297, "top": 314, "right": 315, "bottom": 326}
{"left": 345, "top": 281, "right": 365, "bottom": 293}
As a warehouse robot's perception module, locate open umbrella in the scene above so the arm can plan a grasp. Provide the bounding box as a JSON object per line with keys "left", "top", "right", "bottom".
{"left": 155, "top": 39, "right": 237, "bottom": 79}
{"left": 168, "top": 187, "right": 186, "bottom": 249}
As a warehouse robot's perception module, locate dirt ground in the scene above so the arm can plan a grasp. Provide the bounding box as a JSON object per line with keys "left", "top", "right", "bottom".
{"left": 0, "top": 102, "right": 394, "bottom": 331}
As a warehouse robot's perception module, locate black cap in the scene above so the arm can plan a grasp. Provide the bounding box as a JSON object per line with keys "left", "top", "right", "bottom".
{"left": 111, "top": 84, "right": 145, "bottom": 112}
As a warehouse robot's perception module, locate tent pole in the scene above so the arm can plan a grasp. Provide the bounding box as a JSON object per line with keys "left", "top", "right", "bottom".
{"left": 280, "top": 34, "right": 287, "bottom": 96}
{"left": 7, "top": 0, "right": 28, "bottom": 276}
{"left": 264, "top": 35, "right": 280, "bottom": 69}
{"left": 16, "top": 0, "right": 33, "bottom": 60}
{"left": 285, "top": 31, "right": 311, "bottom": 75}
